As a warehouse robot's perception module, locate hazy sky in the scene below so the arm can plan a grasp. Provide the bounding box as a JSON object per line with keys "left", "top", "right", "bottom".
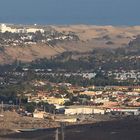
{"left": 0, "top": 0, "right": 140, "bottom": 25}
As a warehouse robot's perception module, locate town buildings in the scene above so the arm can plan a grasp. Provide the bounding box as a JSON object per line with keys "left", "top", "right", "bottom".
{"left": 0, "top": 24, "right": 44, "bottom": 33}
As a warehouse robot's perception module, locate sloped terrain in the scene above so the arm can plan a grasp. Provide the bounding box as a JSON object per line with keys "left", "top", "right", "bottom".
{"left": 0, "top": 25, "right": 140, "bottom": 64}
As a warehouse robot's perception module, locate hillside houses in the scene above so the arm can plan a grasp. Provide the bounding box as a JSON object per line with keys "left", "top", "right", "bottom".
{"left": 28, "top": 92, "right": 70, "bottom": 105}
{"left": 0, "top": 24, "right": 44, "bottom": 33}
{"left": 0, "top": 24, "right": 79, "bottom": 47}
{"left": 107, "top": 70, "right": 140, "bottom": 82}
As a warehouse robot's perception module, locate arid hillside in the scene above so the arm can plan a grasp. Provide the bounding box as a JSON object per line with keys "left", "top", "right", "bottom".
{"left": 1, "top": 25, "right": 140, "bottom": 64}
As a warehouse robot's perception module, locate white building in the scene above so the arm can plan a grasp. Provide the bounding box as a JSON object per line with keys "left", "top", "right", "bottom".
{"left": 0, "top": 24, "right": 16, "bottom": 33}
{"left": 33, "top": 111, "right": 46, "bottom": 119}
{"left": 93, "top": 108, "right": 105, "bottom": 114}
{"left": 110, "top": 108, "right": 140, "bottom": 115}
{"left": 0, "top": 24, "right": 44, "bottom": 33}
{"left": 65, "top": 106, "right": 105, "bottom": 115}
{"left": 26, "top": 28, "right": 44, "bottom": 33}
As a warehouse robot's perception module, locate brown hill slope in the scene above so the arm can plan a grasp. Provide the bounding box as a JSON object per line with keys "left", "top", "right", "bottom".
{"left": 1, "top": 25, "right": 140, "bottom": 64}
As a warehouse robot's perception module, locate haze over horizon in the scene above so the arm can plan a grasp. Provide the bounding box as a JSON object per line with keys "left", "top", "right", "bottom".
{"left": 0, "top": 0, "right": 140, "bottom": 25}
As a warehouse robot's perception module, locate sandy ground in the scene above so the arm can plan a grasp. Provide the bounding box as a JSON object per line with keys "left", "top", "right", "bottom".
{"left": 0, "top": 111, "right": 59, "bottom": 136}
{"left": 1, "top": 118, "right": 140, "bottom": 140}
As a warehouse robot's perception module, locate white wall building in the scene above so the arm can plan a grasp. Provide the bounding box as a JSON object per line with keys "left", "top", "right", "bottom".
{"left": 0, "top": 24, "right": 44, "bottom": 33}
{"left": 65, "top": 106, "right": 105, "bottom": 115}
{"left": 26, "top": 28, "right": 44, "bottom": 33}
{"left": 110, "top": 108, "right": 140, "bottom": 115}
{"left": 33, "top": 111, "right": 46, "bottom": 119}
{"left": 0, "top": 24, "right": 16, "bottom": 33}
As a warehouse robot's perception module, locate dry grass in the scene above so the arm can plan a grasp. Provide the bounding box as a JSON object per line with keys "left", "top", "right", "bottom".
{"left": 1, "top": 25, "right": 140, "bottom": 64}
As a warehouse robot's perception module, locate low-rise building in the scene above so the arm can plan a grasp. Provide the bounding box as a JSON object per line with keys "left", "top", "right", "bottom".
{"left": 64, "top": 106, "right": 105, "bottom": 115}
{"left": 0, "top": 24, "right": 44, "bottom": 33}
{"left": 46, "top": 97, "right": 69, "bottom": 105}
{"left": 110, "top": 108, "right": 140, "bottom": 115}
{"left": 33, "top": 111, "right": 46, "bottom": 119}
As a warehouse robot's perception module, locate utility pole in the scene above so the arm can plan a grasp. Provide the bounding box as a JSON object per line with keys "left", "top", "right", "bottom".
{"left": 1, "top": 101, "right": 3, "bottom": 114}
{"left": 60, "top": 122, "right": 65, "bottom": 140}
{"left": 44, "top": 105, "right": 46, "bottom": 112}
{"left": 2, "top": 101, "right": 3, "bottom": 114}
{"left": 55, "top": 128, "right": 59, "bottom": 140}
